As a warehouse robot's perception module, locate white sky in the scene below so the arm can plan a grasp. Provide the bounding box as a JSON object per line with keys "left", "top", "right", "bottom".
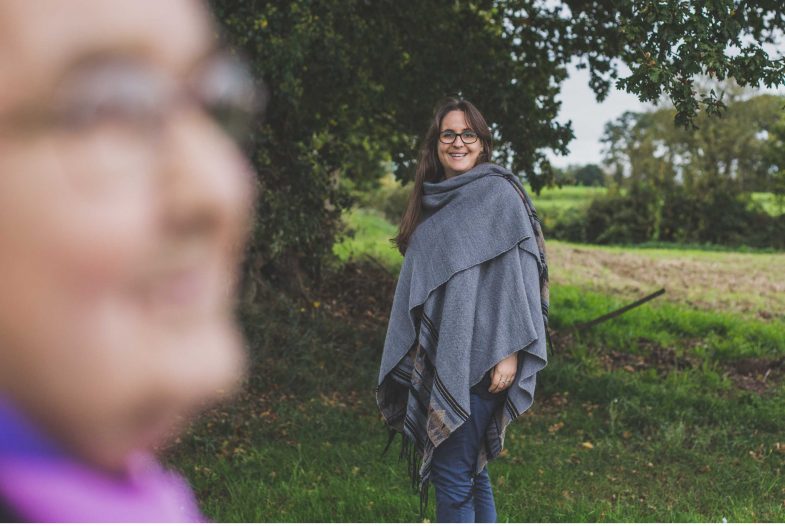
{"left": 547, "top": 46, "right": 785, "bottom": 169}
{"left": 546, "top": 61, "right": 650, "bottom": 168}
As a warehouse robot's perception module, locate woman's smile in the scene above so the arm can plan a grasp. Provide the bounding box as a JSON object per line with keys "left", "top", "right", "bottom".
{"left": 437, "top": 110, "right": 482, "bottom": 178}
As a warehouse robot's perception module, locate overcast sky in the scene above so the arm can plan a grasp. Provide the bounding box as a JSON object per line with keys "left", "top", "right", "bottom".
{"left": 549, "top": 41, "right": 785, "bottom": 169}
{"left": 546, "top": 61, "right": 652, "bottom": 169}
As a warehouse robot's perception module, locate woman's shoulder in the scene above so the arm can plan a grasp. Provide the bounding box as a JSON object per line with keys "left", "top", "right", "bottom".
{"left": 475, "top": 167, "right": 525, "bottom": 207}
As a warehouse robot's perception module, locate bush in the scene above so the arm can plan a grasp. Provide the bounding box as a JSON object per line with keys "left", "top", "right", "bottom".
{"left": 354, "top": 175, "right": 412, "bottom": 225}
{"left": 583, "top": 187, "right": 657, "bottom": 244}
{"left": 547, "top": 184, "right": 785, "bottom": 250}
{"left": 546, "top": 206, "right": 587, "bottom": 242}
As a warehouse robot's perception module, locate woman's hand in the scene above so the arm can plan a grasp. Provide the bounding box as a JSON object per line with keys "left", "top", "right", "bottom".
{"left": 489, "top": 353, "right": 518, "bottom": 394}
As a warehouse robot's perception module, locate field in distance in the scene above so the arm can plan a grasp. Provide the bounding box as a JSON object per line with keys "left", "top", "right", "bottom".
{"left": 334, "top": 207, "right": 785, "bottom": 322}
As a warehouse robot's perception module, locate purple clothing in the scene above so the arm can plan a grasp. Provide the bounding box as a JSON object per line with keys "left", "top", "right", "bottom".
{"left": 0, "top": 398, "right": 204, "bottom": 522}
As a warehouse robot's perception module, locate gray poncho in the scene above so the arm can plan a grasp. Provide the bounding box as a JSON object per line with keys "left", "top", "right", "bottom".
{"left": 375, "top": 162, "right": 549, "bottom": 511}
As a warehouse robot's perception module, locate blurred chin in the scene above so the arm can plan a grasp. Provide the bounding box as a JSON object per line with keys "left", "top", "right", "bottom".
{"left": 24, "top": 312, "right": 247, "bottom": 472}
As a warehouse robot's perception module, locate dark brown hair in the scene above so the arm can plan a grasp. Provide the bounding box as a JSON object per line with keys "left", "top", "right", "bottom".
{"left": 393, "top": 96, "right": 493, "bottom": 255}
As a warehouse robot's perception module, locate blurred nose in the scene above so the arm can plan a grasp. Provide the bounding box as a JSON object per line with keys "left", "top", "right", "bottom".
{"left": 157, "top": 109, "right": 255, "bottom": 245}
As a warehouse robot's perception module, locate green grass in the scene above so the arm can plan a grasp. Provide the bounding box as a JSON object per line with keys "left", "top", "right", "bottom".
{"left": 527, "top": 184, "right": 606, "bottom": 217}
{"left": 165, "top": 205, "right": 785, "bottom": 522}
{"left": 166, "top": 280, "right": 785, "bottom": 522}
{"left": 528, "top": 185, "right": 783, "bottom": 220}
{"left": 332, "top": 207, "right": 402, "bottom": 272}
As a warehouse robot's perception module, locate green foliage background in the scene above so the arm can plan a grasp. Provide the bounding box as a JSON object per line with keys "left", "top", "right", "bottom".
{"left": 175, "top": 4, "right": 785, "bottom": 519}
{"left": 209, "top": 1, "right": 785, "bottom": 289}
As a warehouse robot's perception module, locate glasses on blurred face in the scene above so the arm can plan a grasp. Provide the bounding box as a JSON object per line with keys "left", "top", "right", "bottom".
{"left": 0, "top": 50, "right": 266, "bottom": 194}
{"left": 8, "top": 51, "right": 265, "bottom": 141}
{"left": 439, "top": 130, "right": 479, "bottom": 145}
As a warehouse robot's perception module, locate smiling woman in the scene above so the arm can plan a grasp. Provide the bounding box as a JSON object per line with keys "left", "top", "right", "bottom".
{"left": 437, "top": 111, "right": 483, "bottom": 178}
{"left": 0, "top": 0, "right": 261, "bottom": 522}
{"left": 379, "top": 97, "right": 550, "bottom": 522}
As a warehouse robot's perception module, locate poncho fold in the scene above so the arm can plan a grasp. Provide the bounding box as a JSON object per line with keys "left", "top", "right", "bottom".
{"left": 376, "top": 162, "right": 549, "bottom": 514}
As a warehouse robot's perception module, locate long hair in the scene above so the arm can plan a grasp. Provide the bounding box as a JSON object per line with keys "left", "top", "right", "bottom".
{"left": 393, "top": 97, "right": 493, "bottom": 255}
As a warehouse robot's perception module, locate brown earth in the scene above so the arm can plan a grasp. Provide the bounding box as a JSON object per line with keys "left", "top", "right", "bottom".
{"left": 548, "top": 242, "right": 785, "bottom": 321}
{"left": 548, "top": 331, "right": 785, "bottom": 396}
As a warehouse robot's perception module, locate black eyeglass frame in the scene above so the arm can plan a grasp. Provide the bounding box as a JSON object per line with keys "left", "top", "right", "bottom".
{"left": 438, "top": 130, "right": 479, "bottom": 145}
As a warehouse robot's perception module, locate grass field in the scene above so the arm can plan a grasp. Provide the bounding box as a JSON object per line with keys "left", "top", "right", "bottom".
{"left": 165, "top": 205, "right": 785, "bottom": 522}
{"left": 527, "top": 184, "right": 605, "bottom": 219}
{"left": 528, "top": 185, "right": 783, "bottom": 219}
{"left": 333, "top": 207, "right": 785, "bottom": 321}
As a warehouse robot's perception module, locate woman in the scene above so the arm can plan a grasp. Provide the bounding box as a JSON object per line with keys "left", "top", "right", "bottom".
{"left": 0, "top": 0, "right": 260, "bottom": 521}
{"left": 376, "top": 97, "right": 549, "bottom": 522}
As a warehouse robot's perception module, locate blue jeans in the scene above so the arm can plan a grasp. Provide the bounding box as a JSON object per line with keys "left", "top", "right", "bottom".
{"left": 431, "top": 391, "right": 502, "bottom": 522}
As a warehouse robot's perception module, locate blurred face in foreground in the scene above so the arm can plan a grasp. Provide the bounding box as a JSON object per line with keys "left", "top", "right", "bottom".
{"left": 0, "top": 0, "right": 257, "bottom": 470}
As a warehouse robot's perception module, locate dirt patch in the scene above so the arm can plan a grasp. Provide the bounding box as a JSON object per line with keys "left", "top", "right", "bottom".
{"left": 597, "top": 338, "right": 698, "bottom": 375}
{"left": 549, "top": 242, "right": 785, "bottom": 321}
{"left": 550, "top": 332, "right": 785, "bottom": 395}
{"left": 316, "top": 257, "right": 396, "bottom": 329}
{"left": 725, "top": 357, "right": 785, "bottom": 395}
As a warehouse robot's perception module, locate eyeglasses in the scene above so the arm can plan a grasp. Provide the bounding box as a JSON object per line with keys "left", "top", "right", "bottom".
{"left": 439, "top": 130, "right": 479, "bottom": 144}
{"left": 0, "top": 51, "right": 266, "bottom": 146}
{"left": 0, "top": 50, "right": 266, "bottom": 195}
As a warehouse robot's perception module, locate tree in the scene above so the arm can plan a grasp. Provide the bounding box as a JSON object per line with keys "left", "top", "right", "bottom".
{"left": 601, "top": 89, "right": 783, "bottom": 194}
{"left": 574, "top": 164, "right": 607, "bottom": 186}
{"left": 762, "top": 111, "right": 785, "bottom": 209}
{"left": 209, "top": 1, "right": 785, "bottom": 289}
{"left": 599, "top": 89, "right": 784, "bottom": 244}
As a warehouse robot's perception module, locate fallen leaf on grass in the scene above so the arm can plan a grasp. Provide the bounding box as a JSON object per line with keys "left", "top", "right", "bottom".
{"left": 548, "top": 421, "right": 565, "bottom": 433}
{"left": 623, "top": 365, "right": 636, "bottom": 373}
{"left": 774, "top": 442, "right": 785, "bottom": 454}
{"left": 581, "top": 441, "right": 594, "bottom": 450}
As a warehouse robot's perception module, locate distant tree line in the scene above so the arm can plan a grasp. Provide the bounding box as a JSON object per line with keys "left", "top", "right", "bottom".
{"left": 554, "top": 164, "right": 607, "bottom": 187}
{"left": 550, "top": 89, "right": 785, "bottom": 248}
